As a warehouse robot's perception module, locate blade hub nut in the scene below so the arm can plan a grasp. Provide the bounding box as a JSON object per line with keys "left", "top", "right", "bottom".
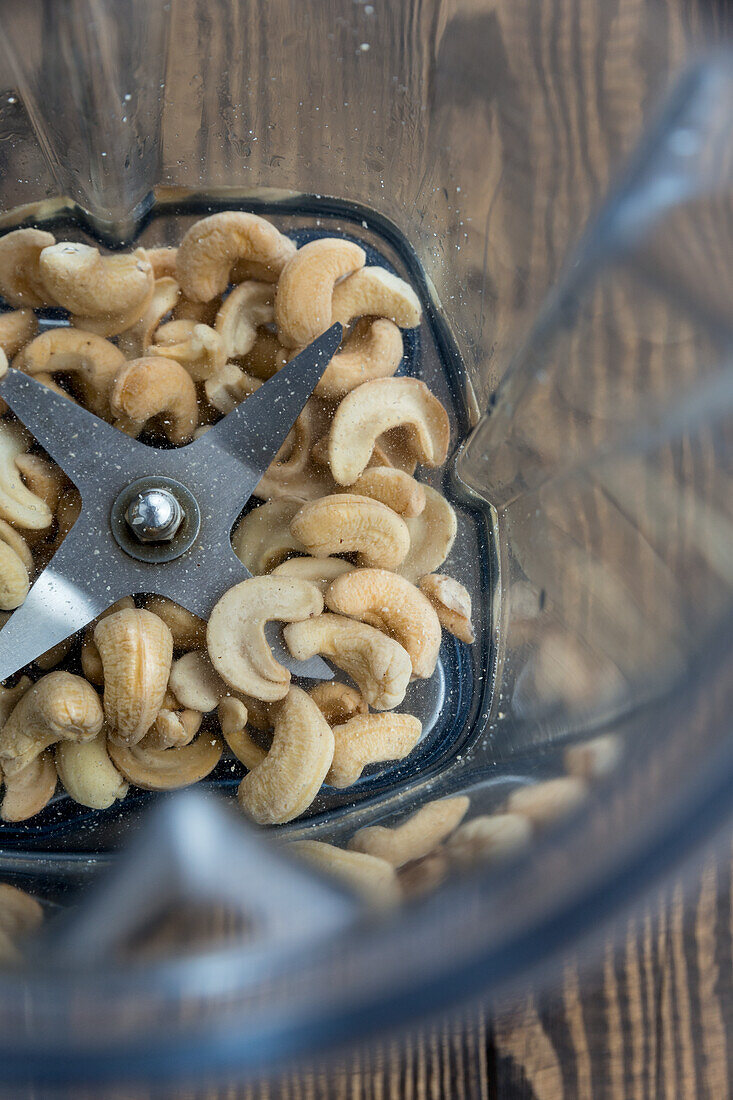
{"left": 125, "top": 488, "right": 184, "bottom": 543}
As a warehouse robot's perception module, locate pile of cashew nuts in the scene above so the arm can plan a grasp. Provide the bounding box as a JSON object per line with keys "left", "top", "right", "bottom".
{"left": 0, "top": 213, "right": 479, "bottom": 843}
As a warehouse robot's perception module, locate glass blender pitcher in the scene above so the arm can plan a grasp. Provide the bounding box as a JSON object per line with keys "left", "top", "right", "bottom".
{"left": 0, "top": 0, "right": 730, "bottom": 1093}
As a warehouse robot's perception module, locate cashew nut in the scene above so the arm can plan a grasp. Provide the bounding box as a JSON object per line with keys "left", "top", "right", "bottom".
{"left": 289, "top": 840, "right": 400, "bottom": 906}
{"left": 110, "top": 356, "right": 198, "bottom": 444}
{"left": 173, "top": 294, "right": 221, "bottom": 326}
{"left": 329, "top": 378, "right": 449, "bottom": 486}
{"left": 275, "top": 238, "right": 366, "bottom": 348}
{"left": 351, "top": 467, "right": 425, "bottom": 518}
{"left": 232, "top": 498, "right": 305, "bottom": 575}
{"left": 169, "top": 650, "right": 227, "bottom": 712}
{"left": 330, "top": 266, "right": 422, "bottom": 330}
{"left": 17, "top": 328, "right": 126, "bottom": 418}
{"left": 398, "top": 486, "right": 458, "bottom": 583}
{"left": 284, "top": 613, "right": 412, "bottom": 711}
{"left": 35, "top": 637, "right": 76, "bottom": 671}
{"left": 308, "top": 681, "right": 367, "bottom": 726}
{"left": 0, "top": 421, "right": 53, "bottom": 529}
{"left": 143, "top": 596, "right": 207, "bottom": 651}
{"left": 564, "top": 734, "right": 621, "bottom": 780}
{"left": 207, "top": 577, "right": 323, "bottom": 701}
{"left": 398, "top": 851, "right": 450, "bottom": 897}
{"left": 1, "top": 750, "right": 57, "bottom": 822}
{"left": 308, "top": 317, "right": 403, "bottom": 398}
{"left": 237, "top": 694, "right": 273, "bottom": 731}
{"left": 348, "top": 795, "right": 469, "bottom": 867}
{"left": 39, "top": 243, "right": 154, "bottom": 336}
{"left": 214, "top": 281, "right": 274, "bottom": 359}
{"left": 0, "top": 677, "right": 32, "bottom": 726}
{"left": 151, "top": 319, "right": 226, "bottom": 382}
{"left": 218, "top": 696, "right": 269, "bottom": 770}
{"left": 108, "top": 731, "right": 223, "bottom": 790}
{"left": 241, "top": 330, "right": 289, "bottom": 380}
{"left": 254, "top": 399, "right": 335, "bottom": 503}
{"left": 271, "top": 555, "right": 354, "bottom": 593}
{"left": 95, "top": 608, "right": 173, "bottom": 745}
{"left": 237, "top": 685, "right": 333, "bottom": 824}
{"left": 0, "top": 310, "right": 37, "bottom": 357}
{"left": 368, "top": 427, "right": 418, "bottom": 476}
{"left": 56, "top": 730, "right": 128, "bottom": 809}
{"left": 117, "top": 276, "right": 180, "bottom": 359}
{"left": 176, "top": 212, "right": 296, "bottom": 301}
{"left": 204, "top": 363, "right": 261, "bottom": 414}
{"left": 0, "top": 671, "right": 103, "bottom": 779}
{"left": 15, "top": 453, "right": 67, "bottom": 516}
{"left": 506, "top": 777, "right": 589, "bottom": 828}
{"left": 0, "top": 228, "right": 56, "bottom": 307}
{"left": 325, "top": 568, "right": 442, "bottom": 680}
{"left": 80, "top": 597, "right": 136, "bottom": 685}
{"left": 445, "top": 814, "right": 533, "bottom": 867}
{"left": 419, "top": 573, "right": 474, "bottom": 644}
{"left": 145, "top": 691, "right": 202, "bottom": 749}
{"left": 0, "top": 519, "right": 31, "bottom": 610}
{"left": 145, "top": 247, "right": 178, "bottom": 279}
{"left": 290, "top": 494, "right": 410, "bottom": 570}
{"left": 326, "top": 711, "right": 422, "bottom": 787}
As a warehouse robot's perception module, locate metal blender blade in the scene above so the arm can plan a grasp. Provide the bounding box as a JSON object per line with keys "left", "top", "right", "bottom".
{"left": 0, "top": 325, "right": 343, "bottom": 683}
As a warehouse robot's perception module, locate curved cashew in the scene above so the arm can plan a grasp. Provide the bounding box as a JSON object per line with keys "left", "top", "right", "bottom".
{"left": 204, "top": 363, "right": 261, "bottom": 414}
{"left": 329, "top": 378, "right": 449, "bottom": 485}
{"left": 0, "top": 677, "right": 32, "bottom": 727}
{"left": 326, "top": 712, "right": 422, "bottom": 787}
{"left": 151, "top": 319, "right": 226, "bottom": 382}
{"left": 330, "top": 266, "right": 422, "bottom": 330}
{"left": 0, "top": 421, "right": 53, "bottom": 529}
{"left": 506, "top": 777, "right": 589, "bottom": 828}
{"left": 289, "top": 840, "right": 400, "bottom": 905}
{"left": 144, "top": 691, "right": 202, "bottom": 750}
{"left": 564, "top": 734, "right": 622, "bottom": 779}
{"left": 80, "top": 597, "right": 136, "bottom": 685}
{"left": 145, "top": 247, "right": 178, "bottom": 279}
{"left": 325, "top": 568, "right": 442, "bottom": 680}
{"left": 95, "top": 608, "right": 173, "bottom": 745}
{"left": 0, "top": 310, "right": 37, "bottom": 357}
{"left": 1, "top": 751, "right": 57, "bottom": 822}
{"left": 351, "top": 467, "right": 425, "bottom": 518}
{"left": 398, "top": 486, "right": 457, "bottom": 583}
{"left": 0, "top": 671, "right": 103, "bottom": 779}
{"left": 237, "top": 694, "right": 273, "bottom": 731}
{"left": 110, "top": 356, "right": 198, "bottom": 444}
{"left": 215, "top": 281, "right": 274, "bottom": 359}
{"left": 275, "top": 238, "right": 366, "bottom": 348}
{"left": 291, "top": 494, "right": 410, "bottom": 570}
{"left": 242, "top": 330, "right": 289, "bottom": 380}
{"left": 15, "top": 453, "right": 67, "bottom": 516}
{"left": 56, "top": 730, "right": 128, "bottom": 809}
{"left": 254, "top": 399, "right": 335, "bottom": 503}
{"left": 169, "top": 650, "right": 228, "bottom": 712}
{"left": 217, "top": 696, "right": 265, "bottom": 769}
{"left": 108, "top": 731, "right": 222, "bottom": 790}
{"left": 311, "top": 317, "right": 403, "bottom": 399}
{"left": 232, "top": 498, "right": 305, "bottom": 575}
{"left": 419, "top": 574, "right": 474, "bottom": 644}
{"left": 143, "top": 596, "right": 207, "bottom": 651}
{"left": 18, "top": 328, "right": 126, "bottom": 418}
{"left": 176, "top": 212, "right": 296, "bottom": 301}
{"left": 284, "top": 613, "right": 411, "bottom": 711}
{"left": 117, "top": 276, "right": 180, "bottom": 359}
{"left": 238, "top": 685, "right": 333, "bottom": 824}
{"left": 207, "top": 577, "right": 323, "bottom": 701}
{"left": 445, "top": 814, "right": 532, "bottom": 867}
{"left": 348, "top": 796, "right": 469, "bottom": 867}
{"left": 271, "top": 555, "right": 354, "bottom": 593}
{"left": 39, "top": 243, "right": 154, "bottom": 336}
{"left": 308, "top": 681, "right": 367, "bottom": 726}
{"left": 0, "top": 519, "right": 31, "bottom": 610}
{"left": 0, "top": 228, "right": 55, "bottom": 307}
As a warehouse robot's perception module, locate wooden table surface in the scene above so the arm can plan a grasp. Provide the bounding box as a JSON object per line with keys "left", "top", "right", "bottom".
{"left": 230, "top": 0, "right": 731, "bottom": 1096}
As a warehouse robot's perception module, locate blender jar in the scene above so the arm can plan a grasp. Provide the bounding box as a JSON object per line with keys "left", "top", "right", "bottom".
{"left": 0, "top": 0, "right": 730, "bottom": 1093}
